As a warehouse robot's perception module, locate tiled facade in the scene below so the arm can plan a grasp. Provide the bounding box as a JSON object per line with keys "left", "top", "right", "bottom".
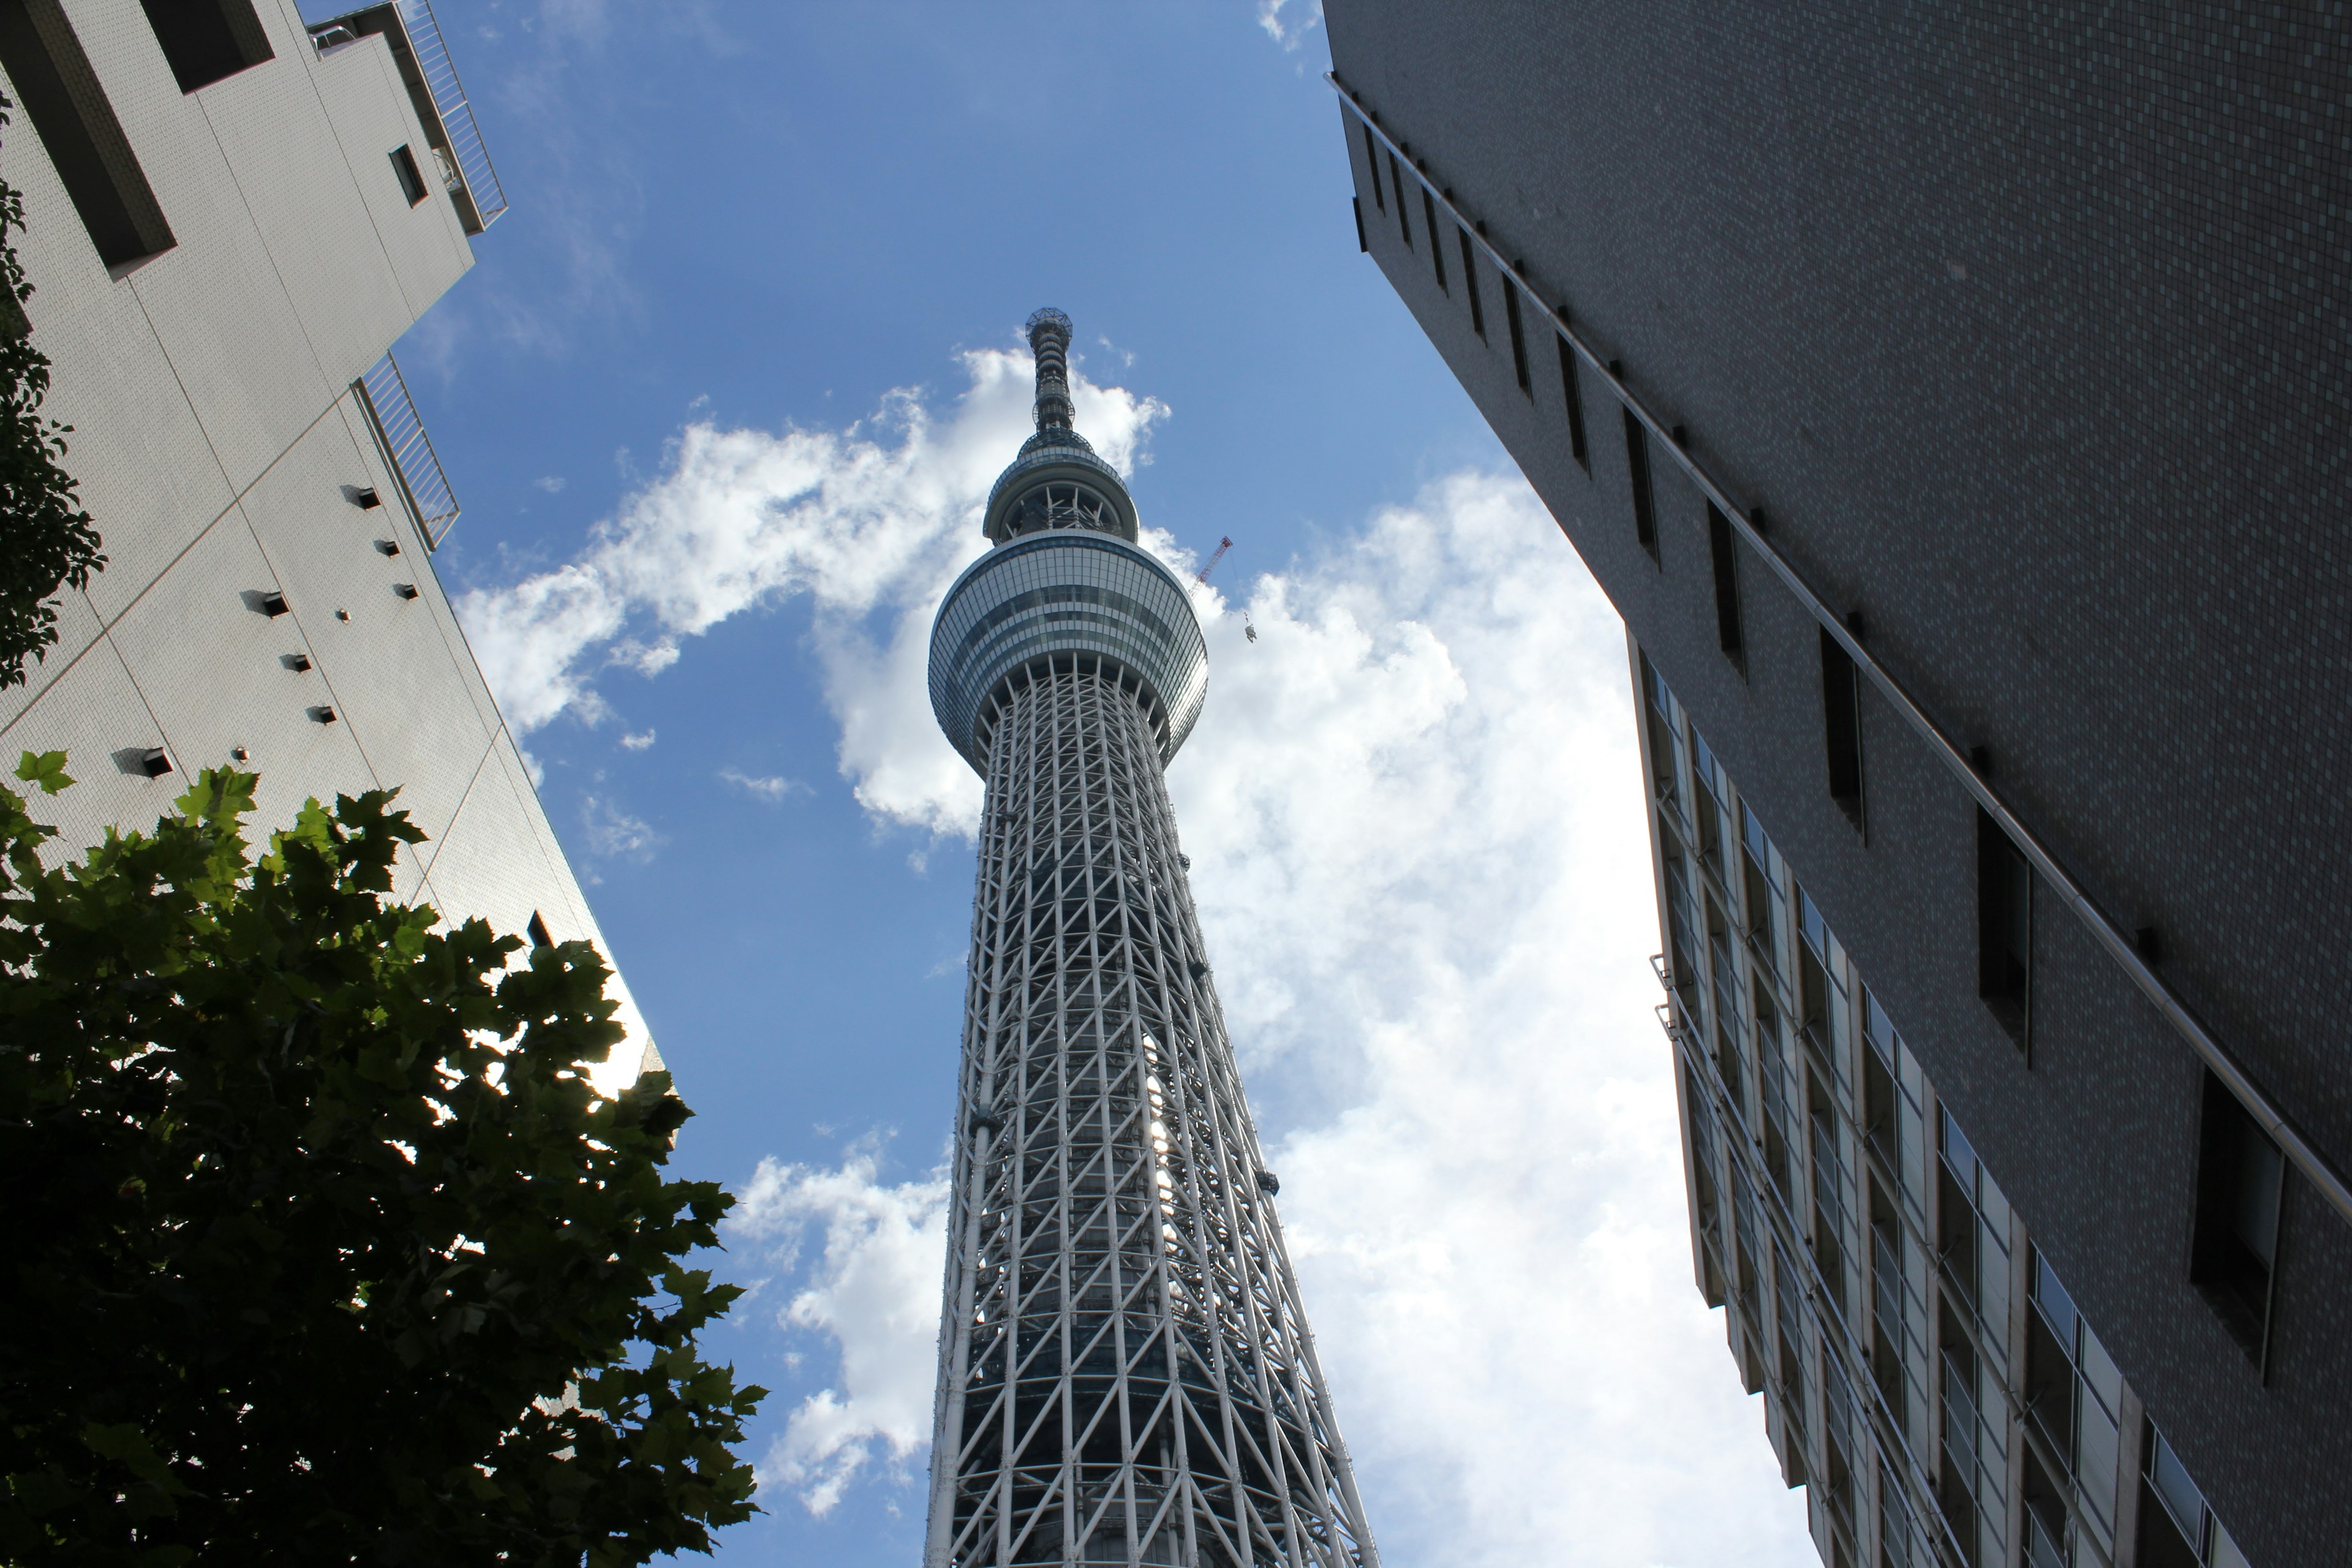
{"left": 0, "top": 0, "right": 655, "bottom": 1084}
{"left": 1324, "top": 2, "right": 2351, "bottom": 1564}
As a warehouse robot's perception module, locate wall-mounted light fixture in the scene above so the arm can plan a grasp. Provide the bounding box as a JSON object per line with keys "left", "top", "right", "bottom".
{"left": 230, "top": 747, "right": 249, "bottom": 762}
{"left": 287, "top": 653, "right": 312, "bottom": 672}
{"left": 376, "top": 539, "right": 399, "bottom": 556}
{"left": 355, "top": 487, "right": 381, "bottom": 509}
{"left": 394, "top": 583, "right": 420, "bottom": 600}
{"left": 311, "top": 706, "right": 337, "bottom": 725}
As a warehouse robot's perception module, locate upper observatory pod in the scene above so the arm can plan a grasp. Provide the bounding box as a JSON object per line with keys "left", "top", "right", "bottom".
{"left": 927, "top": 309, "right": 1208, "bottom": 774}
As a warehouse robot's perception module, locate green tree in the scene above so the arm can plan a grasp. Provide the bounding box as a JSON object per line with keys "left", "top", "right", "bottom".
{"left": 0, "top": 96, "right": 106, "bottom": 691}
{"left": 0, "top": 756, "right": 764, "bottom": 1564}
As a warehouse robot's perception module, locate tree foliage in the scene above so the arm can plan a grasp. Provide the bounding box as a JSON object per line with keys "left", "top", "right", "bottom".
{"left": 0, "top": 96, "right": 105, "bottom": 691}
{"left": 0, "top": 757, "right": 764, "bottom": 1564}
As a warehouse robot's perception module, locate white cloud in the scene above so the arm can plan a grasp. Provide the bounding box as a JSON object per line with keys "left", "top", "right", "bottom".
{"left": 1257, "top": 0, "right": 1324, "bottom": 50}
{"left": 728, "top": 1148, "right": 951, "bottom": 1517}
{"left": 579, "top": 793, "right": 661, "bottom": 861}
{"left": 721, "top": 767, "right": 810, "bottom": 804}
{"left": 454, "top": 339, "right": 1166, "bottom": 837}
{"left": 536, "top": 475, "right": 568, "bottom": 494}
{"left": 619, "top": 729, "right": 655, "bottom": 751}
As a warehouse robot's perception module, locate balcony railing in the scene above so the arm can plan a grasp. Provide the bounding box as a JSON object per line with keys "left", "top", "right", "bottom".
{"left": 395, "top": 0, "right": 506, "bottom": 228}
{"left": 355, "top": 353, "right": 460, "bottom": 546}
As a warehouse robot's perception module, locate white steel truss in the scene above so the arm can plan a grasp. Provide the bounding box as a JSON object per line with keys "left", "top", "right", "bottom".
{"left": 924, "top": 657, "right": 1377, "bottom": 1568}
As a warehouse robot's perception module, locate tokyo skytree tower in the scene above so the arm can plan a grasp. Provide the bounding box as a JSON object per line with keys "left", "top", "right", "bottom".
{"left": 922, "top": 310, "right": 1378, "bottom": 1568}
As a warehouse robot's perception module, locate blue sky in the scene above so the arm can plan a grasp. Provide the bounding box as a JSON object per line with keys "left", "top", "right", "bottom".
{"left": 336, "top": 2, "right": 1822, "bottom": 1562}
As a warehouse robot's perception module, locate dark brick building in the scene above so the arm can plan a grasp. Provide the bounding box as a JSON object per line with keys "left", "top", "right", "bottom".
{"left": 1322, "top": 6, "right": 2352, "bottom": 1566}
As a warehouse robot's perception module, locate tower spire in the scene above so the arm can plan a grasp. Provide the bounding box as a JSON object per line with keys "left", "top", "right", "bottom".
{"left": 1026, "top": 306, "right": 1075, "bottom": 431}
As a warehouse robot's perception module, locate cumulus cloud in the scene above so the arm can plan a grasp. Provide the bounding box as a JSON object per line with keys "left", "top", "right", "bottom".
{"left": 619, "top": 729, "right": 655, "bottom": 751}
{"left": 454, "top": 339, "right": 1167, "bottom": 836}
{"left": 728, "top": 1148, "right": 950, "bottom": 1517}
{"left": 720, "top": 768, "right": 810, "bottom": 804}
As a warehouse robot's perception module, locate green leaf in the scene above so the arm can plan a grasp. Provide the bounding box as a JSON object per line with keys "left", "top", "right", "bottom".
{"left": 13, "top": 747, "right": 70, "bottom": 793}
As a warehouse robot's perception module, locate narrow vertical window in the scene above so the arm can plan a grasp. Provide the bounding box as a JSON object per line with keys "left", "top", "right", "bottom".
{"left": 1388, "top": 154, "right": 1411, "bottom": 248}
{"left": 1624, "top": 409, "right": 1658, "bottom": 561}
{"left": 1557, "top": 335, "right": 1589, "bottom": 471}
{"left": 2190, "top": 1072, "right": 2285, "bottom": 1367}
{"left": 0, "top": 0, "right": 175, "bottom": 266}
{"left": 1422, "top": 189, "right": 1446, "bottom": 292}
{"left": 1706, "top": 503, "right": 1744, "bottom": 668}
{"left": 1822, "top": 630, "right": 1864, "bottom": 827}
{"left": 138, "top": 0, "right": 273, "bottom": 93}
{"left": 1362, "top": 125, "right": 1384, "bottom": 211}
{"left": 1975, "top": 810, "right": 2032, "bottom": 1047}
{"left": 1459, "top": 228, "right": 1484, "bottom": 337}
{"left": 1503, "top": 281, "right": 1530, "bottom": 394}
{"left": 390, "top": 144, "right": 429, "bottom": 206}
{"left": 1352, "top": 197, "right": 1366, "bottom": 254}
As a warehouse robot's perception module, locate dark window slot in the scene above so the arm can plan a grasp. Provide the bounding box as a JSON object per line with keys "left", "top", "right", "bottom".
{"left": 1387, "top": 154, "right": 1411, "bottom": 247}
{"left": 1352, "top": 197, "right": 1366, "bottom": 254}
{"left": 1706, "top": 503, "right": 1744, "bottom": 668}
{"left": 1422, "top": 189, "right": 1446, "bottom": 292}
{"left": 2190, "top": 1071, "right": 2284, "bottom": 1368}
{"left": 1822, "top": 630, "right": 1864, "bottom": 827}
{"left": 1975, "top": 810, "right": 2032, "bottom": 1047}
{"left": 1459, "top": 228, "right": 1483, "bottom": 336}
{"left": 0, "top": 0, "right": 175, "bottom": 267}
{"left": 1624, "top": 408, "right": 1657, "bottom": 561}
{"left": 1556, "top": 335, "right": 1589, "bottom": 471}
{"left": 138, "top": 0, "right": 273, "bottom": 94}
{"left": 528, "top": 911, "right": 554, "bottom": 948}
{"left": 389, "top": 143, "right": 428, "bottom": 206}
{"left": 1503, "top": 281, "right": 1529, "bottom": 394}
{"left": 1362, "top": 125, "right": 1384, "bottom": 211}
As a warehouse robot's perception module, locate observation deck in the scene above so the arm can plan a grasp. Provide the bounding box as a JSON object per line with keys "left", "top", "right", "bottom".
{"left": 928, "top": 310, "right": 1208, "bottom": 771}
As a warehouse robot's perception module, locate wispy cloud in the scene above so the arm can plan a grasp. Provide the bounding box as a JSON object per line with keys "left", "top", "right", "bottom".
{"left": 1257, "top": 0, "right": 1324, "bottom": 51}
{"left": 536, "top": 475, "right": 568, "bottom": 494}
{"left": 579, "top": 793, "right": 662, "bottom": 861}
{"left": 721, "top": 768, "right": 810, "bottom": 804}
{"left": 727, "top": 1148, "right": 949, "bottom": 1516}
{"left": 454, "top": 339, "right": 1167, "bottom": 836}
{"left": 619, "top": 729, "right": 655, "bottom": 751}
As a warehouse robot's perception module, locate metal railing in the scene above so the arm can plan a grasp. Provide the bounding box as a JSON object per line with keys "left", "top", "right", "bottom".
{"left": 355, "top": 353, "right": 460, "bottom": 546}
{"left": 394, "top": 0, "right": 507, "bottom": 228}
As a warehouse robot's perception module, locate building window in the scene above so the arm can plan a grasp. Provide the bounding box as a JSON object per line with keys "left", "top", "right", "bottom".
{"left": 1623, "top": 408, "right": 1658, "bottom": 562}
{"left": 1387, "top": 153, "right": 1411, "bottom": 247}
{"left": 1556, "top": 335, "right": 1589, "bottom": 472}
{"left": 1459, "top": 227, "right": 1484, "bottom": 337}
{"left": 2023, "top": 1250, "right": 2123, "bottom": 1559}
{"left": 390, "top": 143, "right": 429, "bottom": 206}
{"left": 1706, "top": 503, "right": 1744, "bottom": 668}
{"left": 138, "top": 0, "right": 273, "bottom": 94}
{"left": 2190, "top": 1071, "right": 2285, "bottom": 1366}
{"left": 1975, "top": 810, "right": 2031, "bottom": 1047}
{"left": 1352, "top": 197, "right": 1366, "bottom": 254}
{"left": 1421, "top": 189, "right": 1446, "bottom": 292}
{"left": 1821, "top": 630, "right": 1864, "bottom": 829}
{"left": 0, "top": 0, "right": 175, "bottom": 267}
{"left": 2140, "top": 1424, "right": 2251, "bottom": 1568}
{"left": 1362, "top": 125, "right": 1384, "bottom": 211}
{"left": 1502, "top": 279, "right": 1530, "bottom": 394}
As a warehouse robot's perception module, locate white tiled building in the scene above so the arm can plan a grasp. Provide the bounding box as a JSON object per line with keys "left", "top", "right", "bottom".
{"left": 0, "top": 0, "right": 657, "bottom": 1083}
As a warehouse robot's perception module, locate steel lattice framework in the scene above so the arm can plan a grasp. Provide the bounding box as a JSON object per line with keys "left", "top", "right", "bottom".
{"left": 924, "top": 311, "right": 1376, "bottom": 1568}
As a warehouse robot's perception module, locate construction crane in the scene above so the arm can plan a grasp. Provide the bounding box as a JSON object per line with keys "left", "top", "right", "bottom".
{"left": 1196, "top": 536, "right": 1233, "bottom": 583}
